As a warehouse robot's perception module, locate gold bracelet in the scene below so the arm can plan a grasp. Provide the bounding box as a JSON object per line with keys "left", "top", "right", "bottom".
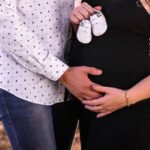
{"left": 124, "top": 91, "right": 130, "bottom": 107}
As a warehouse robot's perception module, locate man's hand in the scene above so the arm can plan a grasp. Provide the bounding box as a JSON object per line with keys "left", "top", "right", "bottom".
{"left": 59, "top": 66, "right": 103, "bottom": 101}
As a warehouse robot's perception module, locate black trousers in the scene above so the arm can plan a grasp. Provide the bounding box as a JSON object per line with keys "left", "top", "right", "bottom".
{"left": 52, "top": 98, "right": 150, "bottom": 150}
{"left": 52, "top": 100, "right": 79, "bottom": 150}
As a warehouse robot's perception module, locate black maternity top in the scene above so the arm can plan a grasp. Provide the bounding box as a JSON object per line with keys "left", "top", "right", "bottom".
{"left": 69, "top": 0, "right": 150, "bottom": 90}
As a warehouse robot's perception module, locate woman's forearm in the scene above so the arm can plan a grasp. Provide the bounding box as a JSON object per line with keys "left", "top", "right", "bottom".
{"left": 127, "top": 75, "right": 150, "bottom": 105}
{"left": 83, "top": 75, "right": 150, "bottom": 117}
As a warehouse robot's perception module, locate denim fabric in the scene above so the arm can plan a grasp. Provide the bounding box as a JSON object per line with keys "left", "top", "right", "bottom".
{"left": 0, "top": 89, "right": 56, "bottom": 150}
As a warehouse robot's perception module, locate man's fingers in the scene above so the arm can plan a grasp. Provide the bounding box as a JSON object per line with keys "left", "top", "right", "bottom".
{"left": 91, "top": 85, "right": 109, "bottom": 94}
{"left": 82, "top": 98, "right": 104, "bottom": 106}
{"left": 79, "top": 95, "right": 93, "bottom": 101}
{"left": 78, "top": 97, "right": 84, "bottom": 101}
{"left": 79, "top": 89, "right": 101, "bottom": 100}
{"left": 94, "top": 6, "right": 102, "bottom": 11}
{"left": 80, "top": 66, "right": 102, "bottom": 75}
{"left": 87, "top": 67, "right": 102, "bottom": 75}
{"left": 85, "top": 89, "right": 102, "bottom": 98}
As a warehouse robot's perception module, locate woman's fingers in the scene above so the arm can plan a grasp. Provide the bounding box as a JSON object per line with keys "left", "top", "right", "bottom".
{"left": 78, "top": 7, "right": 90, "bottom": 19}
{"left": 82, "top": 97, "right": 104, "bottom": 106}
{"left": 85, "top": 104, "right": 115, "bottom": 118}
{"left": 96, "top": 111, "right": 113, "bottom": 118}
{"left": 70, "top": 6, "right": 90, "bottom": 24}
{"left": 85, "top": 105, "right": 104, "bottom": 113}
{"left": 74, "top": 10, "right": 84, "bottom": 21}
{"left": 94, "top": 6, "right": 102, "bottom": 11}
{"left": 82, "top": 2, "right": 95, "bottom": 15}
{"left": 71, "top": 15, "right": 80, "bottom": 24}
{"left": 70, "top": 3, "right": 102, "bottom": 25}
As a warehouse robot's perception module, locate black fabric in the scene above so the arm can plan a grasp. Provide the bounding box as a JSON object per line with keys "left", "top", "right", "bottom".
{"left": 78, "top": 99, "right": 150, "bottom": 150}
{"left": 53, "top": 1, "right": 150, "bottom": 150}
{"left": 66, "top": 0, "right": 150, "bottom": 150}
{"left": 52, "top": 100, "right": 80, "bottom": 150}
{"left": 52, "top": 98, "right": 150, "bottom": 150}
{"left": 69, "top": 0, "right": 150, "bottom": 90}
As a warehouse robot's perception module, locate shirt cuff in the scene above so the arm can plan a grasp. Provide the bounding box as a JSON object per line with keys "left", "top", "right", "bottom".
{"left": 42, "top": 56, "right": 69, "bottom": 81}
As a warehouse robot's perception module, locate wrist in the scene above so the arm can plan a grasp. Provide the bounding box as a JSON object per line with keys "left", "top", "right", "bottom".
{"left": 58, "top": 67, "right": 71, "bottom": 84}
{"left": 123, "top": 89, "right": 138, "bottom": 107}
{"left": 124, "top": 90, "right": 131, "bottom": 107}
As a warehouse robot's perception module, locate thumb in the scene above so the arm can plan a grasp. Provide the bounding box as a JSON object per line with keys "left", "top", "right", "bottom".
{"left": 82, "top": 66, "right": 102, "bottom": 75}
{"left": 94, "top": 6, "right": 102, "bottom": 11}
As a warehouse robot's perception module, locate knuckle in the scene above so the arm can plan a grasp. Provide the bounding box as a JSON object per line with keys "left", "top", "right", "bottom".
{"left": 89, "top": 67, "right": 95, "bottom": 72}
{"left": 72, "top": 10, "right": 77, "bottom": 15}
{"left": 78, "top": 6, "right": 84, "bottom": 11}
{"left": 76, "top": 6, "right": 80, "bottom": 9}
{"left": 81, "top": 91, "right": 86, "bottom": 96}
{"left": 82, "top": 2, "right": 87, "bottom": 6}
{"left": 79, "top": 16, "right": 84, "bottom": 20}
{"left": 78, "top": 89, "right": 84, "bottom": 95}
{"left": 100, "top": 110, "right": 104, "bottom": 113}
{"left": 85, "top": 13, "right": 90, "bottom": 18}
{"left": 106, "top": 107, "right": 111, "bottom": 111}
{"left": 81, "top": 66, "right": 86, "bottom": 70}
{"left": 89, "top": 10, "right": 94, "bottom": 14}
{"left": 77, "top": 90, "right": 81, "bottom": 95}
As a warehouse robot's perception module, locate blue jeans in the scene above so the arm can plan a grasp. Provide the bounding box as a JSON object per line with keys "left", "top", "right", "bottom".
{"left": 0, "top": 89, "right": 56, "bottom": 150}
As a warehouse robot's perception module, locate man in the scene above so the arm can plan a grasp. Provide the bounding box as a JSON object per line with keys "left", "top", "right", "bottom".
{"left": 0, "top": 0, "right": 100, "bottom": 149}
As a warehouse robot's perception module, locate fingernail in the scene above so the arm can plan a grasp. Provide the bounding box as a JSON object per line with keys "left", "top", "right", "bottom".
{"left": 96, "top": 69, "right": 101, "bottom": 72}
{"left": 96, "top": 69, "right": 102, "bottom": 74}
{"left": 94, "top": 6, "right": 102, "bottom": 10}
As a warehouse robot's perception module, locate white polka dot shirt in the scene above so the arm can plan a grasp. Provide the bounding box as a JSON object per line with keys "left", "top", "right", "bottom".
{"left": 0, "top": 0, "right": 74, "bottom": 105}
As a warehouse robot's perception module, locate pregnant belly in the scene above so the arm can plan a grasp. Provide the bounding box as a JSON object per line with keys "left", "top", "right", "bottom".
{"left": 69, "top": 34, "right": 150, "bottom": 89}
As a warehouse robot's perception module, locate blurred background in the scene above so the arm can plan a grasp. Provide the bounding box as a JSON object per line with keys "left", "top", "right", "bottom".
{"left": 0, "top": 122, "right": 81, "bottom": 150}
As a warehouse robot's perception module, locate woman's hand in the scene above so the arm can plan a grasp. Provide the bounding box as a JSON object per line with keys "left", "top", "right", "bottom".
{"left": 82, "top": 85, "right": 128, "bottom": 118}
{"left": 70, "top": 2, "right": 102, "bottom": 25}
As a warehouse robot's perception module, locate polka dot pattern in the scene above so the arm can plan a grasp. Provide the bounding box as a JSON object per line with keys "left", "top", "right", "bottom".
{"left": 0, "top": 0, "right": 74, "bottom": 105}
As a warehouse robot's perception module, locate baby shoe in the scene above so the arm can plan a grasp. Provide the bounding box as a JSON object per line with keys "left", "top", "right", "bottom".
{"left": 90, "top": 10, "right": 107, "bottom": 36}
{"left": 76, "top": 19, "right": 92, "bottom": 44}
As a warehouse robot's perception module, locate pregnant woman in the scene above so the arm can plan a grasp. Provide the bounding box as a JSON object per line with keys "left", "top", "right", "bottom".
{"left": 69, "top": 0, "right": 150, "bottom": 149}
